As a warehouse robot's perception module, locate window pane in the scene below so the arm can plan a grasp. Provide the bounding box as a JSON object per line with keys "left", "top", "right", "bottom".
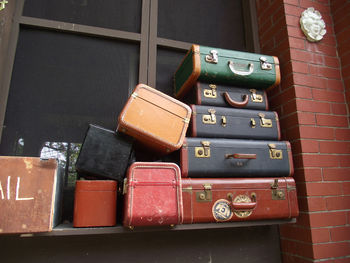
{"left": 158, "top": 0, "right": 246, "bottom": 51}
{"left": 0, "top": 27, "right": 139, "bottom": 157}
{"left": 156, "top": 48, "right": 186, "bottom": 96}
{"left": 23, "top": 0, "right": 142, "bottom": 33}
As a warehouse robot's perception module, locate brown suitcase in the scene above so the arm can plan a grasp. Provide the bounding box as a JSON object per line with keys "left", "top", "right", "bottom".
{"left": 118, "top": 84, "right": 192, "bottom": 153}
{"left": 182, "top": 177, "right": 298, "bottom": 224}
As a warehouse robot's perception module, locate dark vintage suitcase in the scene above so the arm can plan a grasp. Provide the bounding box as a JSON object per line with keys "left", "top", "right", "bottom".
{"left": 75, "top": 124, "right": 134, "bottom": 183}
{"left": 73, "top": 180, "right": 117, "bottom": 227}
{"left": 174, "top": 45, "right": 280, "bottom": 99}
{"left": 188, "top": 82, "right": 269, "bottom": 110}
{"left": 118, "top": 84, "right": 192, "bottom": 154}
{"left": 182, "top": 177, "right": 299, "bottom": 223}
{"left": 180, "top": 138, "right": 294, "bottom": 178}
{"left": 190, "top": 105, "right": 280, "bottom": 140}
{"left": 123, "top": 162, "right": 183, "bottom": 228}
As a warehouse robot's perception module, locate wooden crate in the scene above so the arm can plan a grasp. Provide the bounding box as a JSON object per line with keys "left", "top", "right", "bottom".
{"left": 0, "top": 157, "right": 63, "bottom": 234}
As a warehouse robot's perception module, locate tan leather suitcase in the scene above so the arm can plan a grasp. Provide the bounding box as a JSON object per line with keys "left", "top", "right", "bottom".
{"left": 118, "top": 84, "right": 192, "bottom": 153}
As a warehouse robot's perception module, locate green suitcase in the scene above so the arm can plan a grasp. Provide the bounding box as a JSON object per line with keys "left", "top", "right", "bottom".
{"left": 174, "top": 45, "right": 280, "bottom": 99}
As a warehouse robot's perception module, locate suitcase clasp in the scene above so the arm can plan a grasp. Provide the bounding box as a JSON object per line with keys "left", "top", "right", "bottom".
{"left": 260, "top": 56, "right": 272, "bottom": 70}
{"left": 268, "top": 144, "right": 283, "bottom": 159}
{"left": 196, "top": 184, "right": 212, "bottom": 202}
{"left": 195, "top": 141, "right": 211, "bottom": 158}
{"left": 258, "top": 113, "right": 273, "bottom": 128}
{"left": 271, "top": 179, "right": 286, "bottom": 200}
{"left": 202, "top": 109, "right": 217, "bottom": 124}
{"left": 250, "top": 89, "right": 263, "bottom": 103}
{"left": 203, "top": 84, "right": 217, "bottom": 98}
{"left": 205, "top": 50, "right": 218, "bottom": 64}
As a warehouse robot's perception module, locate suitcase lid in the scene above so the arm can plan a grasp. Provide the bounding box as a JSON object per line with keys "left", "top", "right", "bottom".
{"left": 75, "top": 180, "right": 117, "bottom": 191}
{"left": 119, "top": 84, "right": 192, "bottom": 148}
{"left": 182, "top": 177, "right": 295, "bottom": 191}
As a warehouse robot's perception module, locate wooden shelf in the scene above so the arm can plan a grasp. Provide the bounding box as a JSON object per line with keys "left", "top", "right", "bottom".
{"left": 20, "top": 218, "right": 297, "bottom": 237}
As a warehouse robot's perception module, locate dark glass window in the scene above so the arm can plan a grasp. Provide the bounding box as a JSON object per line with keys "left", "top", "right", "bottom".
{"left": 23, "top": 0, "right": 142, "bottom": 33}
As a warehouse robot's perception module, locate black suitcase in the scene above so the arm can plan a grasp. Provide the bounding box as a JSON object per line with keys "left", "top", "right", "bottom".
{"left": 75, "top": 124, "right": 134, "bottom": 183}
{"left": 190, "top": 105, "right": 280, "bottom": 140}
{"left": 180, "top": 138, "right": 293, "bottom": 178}
{"left": 187, "top": 82, "right": 269, "bottom": 110}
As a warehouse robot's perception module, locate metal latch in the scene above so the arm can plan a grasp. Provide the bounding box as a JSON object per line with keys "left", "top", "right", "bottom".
{"left": 122, "top": 178, "right": 128, "bottom": 194}
{"left": 271, "top": 179, "right": 285, "bottom": 200}
{"left": 250, "top": 118, "right": 256, "bottom": 128}
{"left": 250, "top": 89, "right": 263, "bottom": 103}
{"left": 202, "top": 109, "right": 216, "bottom": 124}
{"left": 258, "top": 113, "right": 272, "bottom": 128}
{"left": 221, "top": 116, "right": 227, "bottom": 127}
{"left": 268, "top": 144, "right": 283, "bottom": 159}
{"left": 195, "top": 141, "right": 211, "bottom": 158}
{"left": 260, "top": 56, "right": 272, "bottom": 70}
{"left": 205, "top": 50, "right": 218, "bottom": 64}
{"left": 196, "top": 184, "right": 212, "bottom": 202}
{"left": 203, "top": 84, "right": 217, "bottom": 98}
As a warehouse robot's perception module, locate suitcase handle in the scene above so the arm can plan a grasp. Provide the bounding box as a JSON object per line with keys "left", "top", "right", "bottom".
{"left": 223, "top": 92, "right": 249, "bottom": 108}
{"left": 225, "top": 153, "right": 257, "bottom": 159}
{"left": 231, "top": 202, "right": 257, "bottom": 210}
{"left": 228, "top": 61, "right": 254, "bottom": 76}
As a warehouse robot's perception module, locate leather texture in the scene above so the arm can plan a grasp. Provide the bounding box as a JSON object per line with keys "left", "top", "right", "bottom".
{"left": 194, "top": 82, "right": 269, "bottom": 110}
{"left": 174, "top": 45, "right": 280, "bottom": 99}
{"left": 118, "top": 84, "right": 191, "bottom": 153}
{"left": 190, "top": 105, "right": 280, "bottom": 140}
{"left": 181, "top": 138, "right": 294, "bottom": 178}
{"left": 182, "top": 177, "right": 299, "bottom": 223}
{"left": 123, "top": 162, "right": 183, "bottom": 227}
{"left": 73, "top": 180, "right": 117, "bottom": 227}
{"left": 75, "top": 124, "right": 134, "bottom": 183}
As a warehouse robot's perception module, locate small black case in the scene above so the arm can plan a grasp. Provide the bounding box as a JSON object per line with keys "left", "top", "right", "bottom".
{"left": 75, "top": 124, "right": 134, "bottom": 183}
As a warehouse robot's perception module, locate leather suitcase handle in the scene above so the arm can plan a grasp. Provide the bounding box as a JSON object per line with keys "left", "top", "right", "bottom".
{"left": 223, "top": 92, "right": 249, "bottom": 108}
{"left": 225, "top": 153, "right": 257, "bottom": 159}
{"left": 228, "top": 60, "right": 254, "bottom": 76}
{"left": 231, "top": 202, "right": 256, "bottom": 210}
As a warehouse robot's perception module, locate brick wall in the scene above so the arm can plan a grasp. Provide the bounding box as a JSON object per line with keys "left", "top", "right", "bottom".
{"left": 255, "top": 0, "right": 350, "bottom": 262}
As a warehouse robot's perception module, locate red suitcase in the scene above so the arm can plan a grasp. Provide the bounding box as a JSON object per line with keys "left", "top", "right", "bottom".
{"left": 181, "top": 177, "right": 298, "bottom": 224}
{"left": 123, "top": 162, "right": 183, "bottom": 228}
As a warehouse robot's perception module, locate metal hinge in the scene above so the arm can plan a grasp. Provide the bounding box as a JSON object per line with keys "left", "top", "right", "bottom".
{"left": 258, "top": 113, "right": 272, "bottom": 128}
{"left": 271, "top": 179, "right": 285, "bottom": 200}
{"left": 196, "top": 184, "right": 212, "bottom": 202}
{"left": 205, "top": 50, "right": 219, "bottom": 64}
{"left": 260, "top": 56, "right": 272, "bottom": 70}
{"left": 195, "top": 141, "right": 211, "bottom": 158}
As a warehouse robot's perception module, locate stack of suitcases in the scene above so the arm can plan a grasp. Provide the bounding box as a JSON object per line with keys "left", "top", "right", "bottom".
{"left": 72, "top": 44, "right": 299, "bottom": 228}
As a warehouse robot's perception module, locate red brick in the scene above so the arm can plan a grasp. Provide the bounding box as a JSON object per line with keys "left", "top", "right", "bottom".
{"left": 338, "top": 27, "right": 350, "bottom": 45}
{"left": 293, "top": 73, "right": 328, "bottom": 89}
{"left": 343, "top": 182, "right": 350, "bottom": 195}
{"left": 334, "top": 257, "right": 350, "bottom": 263}
{"left": 326, "top": 196, "right": 350, "bottom": 210}
{"left": 324, "top": 55, "right": 341, "bottom": 68}
{"left": 306, "top": 182, "right": 343, "bottom": 196}
{"left": 330, "top": 226, "right": 350, "bottom": 242}
{"left": 309, "top": 65, "right": 342, "bottom": 79}
{"left": 334, "top": 13, "right": 350, "bottom": 35}
{"left": 283, "top": 0, "right": 299, "bottom": 5}
{"left": 296, "top": 212, "right": 311, "bottom": 226}
{"left": 331, "top": 103, "right": 348, "bottom": 115}
{"left": 298, "top": 112, "right": 316, "bottom": 125}
{"left": 293, "top": 168, "right": 323, "bottom": 182}
{"left": 331, "top": 0, "right": 348, "bottom": 15}
{"left": 323, "top": 168, "right": 350, "bottom": 181}
{"left": 327, "top": 79, "right": 345, "bottom": 92}
{"left": 311, "top": 228, "right": 331, "bottom": 243}
{"left": 281, "top": 113, "right": 299, "bottom": 128}
{"left": 296, "top": 99, "right": 331, "bottom": 113}
{"left": 291, "top": 60, "right": 309, "bottom": 74}
{"left": 294, "top": 86, "right": 313, "bottom": 99}
{"left": 290, "top": 49, "right": 322, "bottom": 64}
{"left": 281, "top": 254, "right": 314, "bottom": 263}
{"left": 309, "top": 211, "right": 347, "bottom": 227}
{"left": 302, "top": 154, "right": 339, "bottom": 167}
{"left": 283, "top": 99, "right": 298, "bottom": 115}
{"left": 313, "top": 242, "right": 350, "bottom": 259}
{"left": 286, "top": 126, "right": 301, "bottom": 141}
{"left": 308, "top": 197, "right": 327, "bottom": 212}
{"left": 335, "top": 129, "right": 350, "bottom": 140}
{"left": 289, "top": 37, "right": 306, "bottom": 50}
{"left": 279, "top": 225, "right": 312, "bottom": 242}
{"left": 300, "top": 140, "right": 319, "bottom": 153}
{"left": 316, "top": 114, "right": 349, "bottom": 127}
{"left": 319, "top": 141, "right": 350, "bottom": 154}
{"left": 284, "top": 4, "right": 304, "bottom": 17}
{"left": 287, "top": 25, "right": 307, "bottom": 39}
{"left": 341, "top": 65, "right": 350, "bottom": 81}
{"left": 293, "top": 154, "right": 304, "bottom": 169}
{"left": 339, "top": 155, "right": 350, "bottom": 167}
{"left": 305, "top": 42, "right": 338, "bottom": 57}
{"left": 280, "top": 239, "right": 314, "bottom": 258}
{"left": 285, "top": 14, "right": 300, "bottom": 27}
{"left": 299, "top": 0, "right": 331, "bottom": 13}
{"left": 299, "top": 126, "right": 334, "bottom": 139}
